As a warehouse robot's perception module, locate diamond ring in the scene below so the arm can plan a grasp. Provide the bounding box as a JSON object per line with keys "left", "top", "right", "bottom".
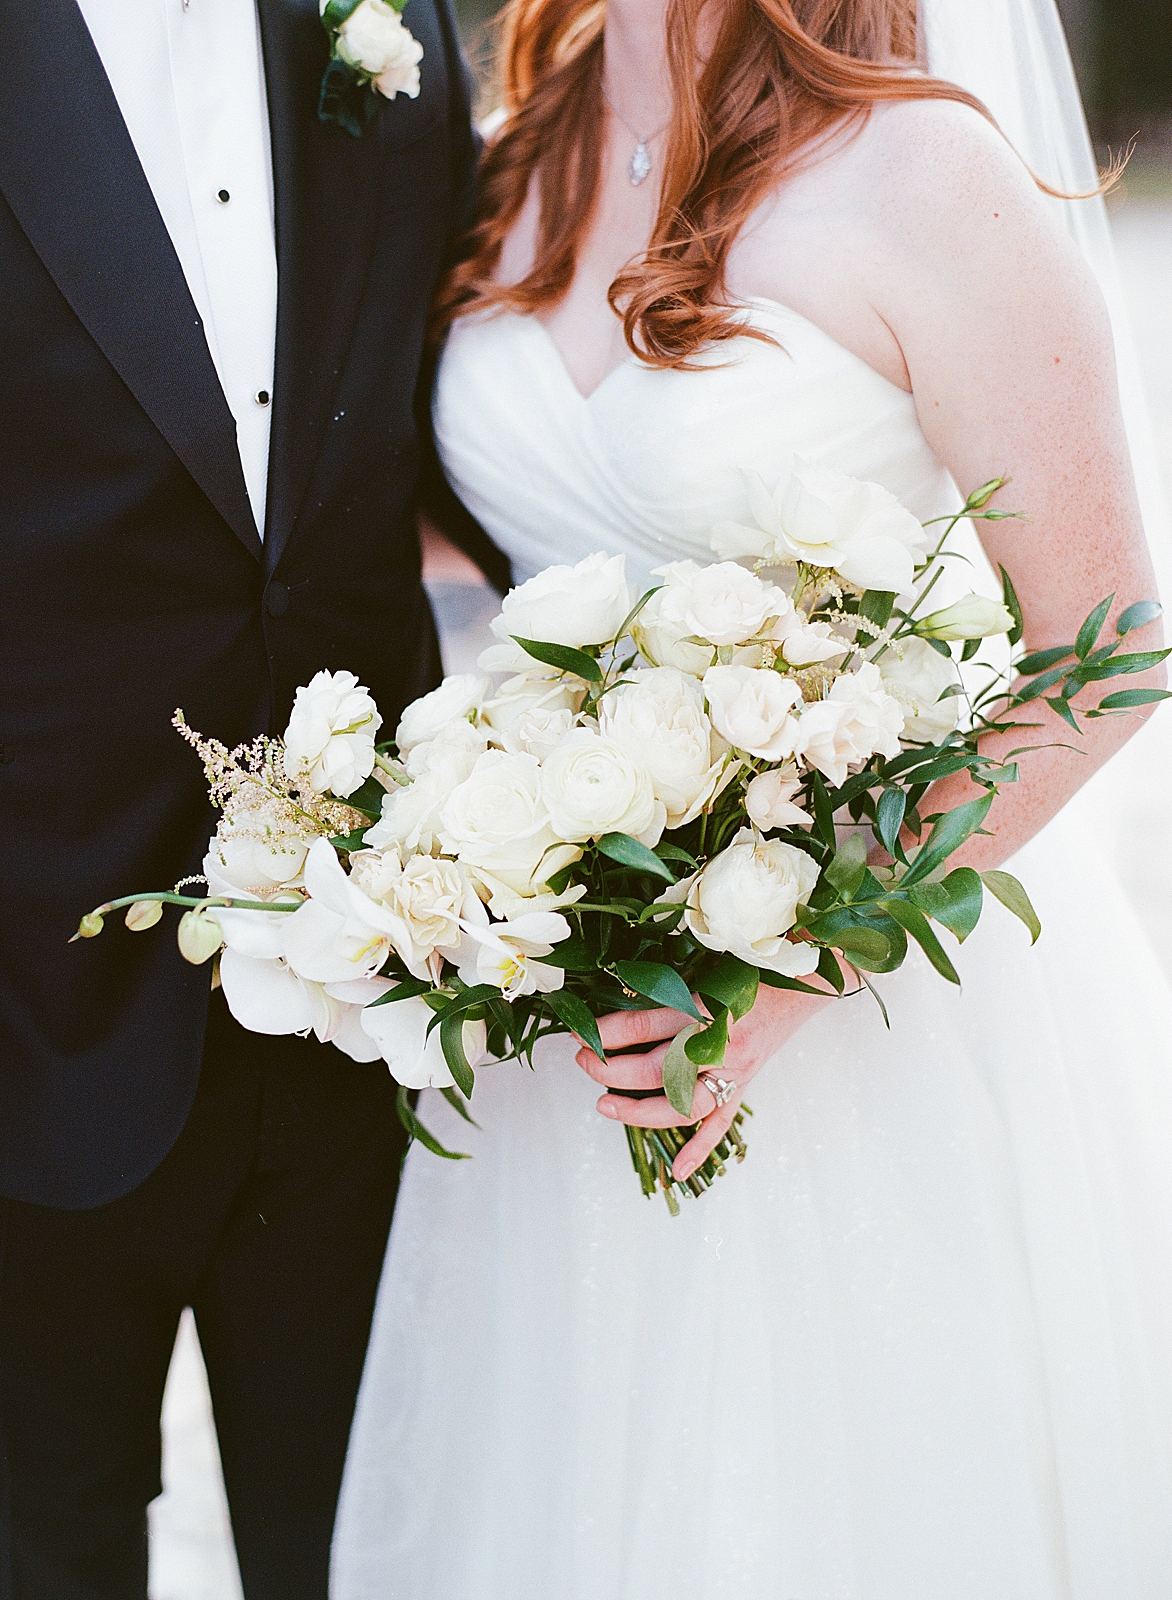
{"left": 700, "top": 1074, "right": 737, "bottom": 1109}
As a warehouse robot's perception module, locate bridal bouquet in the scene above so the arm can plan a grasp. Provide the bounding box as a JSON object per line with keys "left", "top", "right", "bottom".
{"left": 74, "top": 467, "right": 1168, "bottom": 1211}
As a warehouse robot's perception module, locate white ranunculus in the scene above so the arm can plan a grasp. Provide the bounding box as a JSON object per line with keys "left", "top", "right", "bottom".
{"left": 440, "top": 749, "right": 581, "bottom": 906}
{"left": 283, "top": 669, "right": 382, "bottom": 797}
{"left": 490, "top": 553, "right": 631, "bottom": 650}
{"left": 360, "top": 993, "right": 487, "bottom": 1090}
{"left": 598, "top": 668, "right": 727, "bottom": 827}
{"left": 364, "top": 721, "right": 488, "bottom": 855}
{"left": 670, "top": 828, "right": 820, "bottom": 977}
{"left": 348, "top": 848, "right": 468, "bottom": 980}
{"left": 711, "top": 461, "right": 928, "bottom": 594}
{"left": 916, "top": 594, "right": 1016, "bottom": 641}
{"left": 480, "top": 671, "right": 585, "bottom": 757}
{"left": 455, "top": 910, "right": 571, "bottom": 1000}
{"left": 395, "top": 673, "right": 490, "bottom": 754}
{"left": 652, "top": 560, "right": 788, "bottom": 649}
{"left": 278, "top": 837, "right": 402, "bottom": 985}
{"left": 796, "top": 662, "right": 904, "bottom": 786}
{"left": 540, "top": 729, "right": 666, "bottom": 847}
{"left": 703, "top": 665, "right": 804, "bottom": 761}
{"left": 744, "top": 768, "right": 811, "bottom": 830}
{"left": 877, "top": 637, "right": 961, "bottom": 742}
{"left": 335, "top": 0, "right": 423, "bottom": 100}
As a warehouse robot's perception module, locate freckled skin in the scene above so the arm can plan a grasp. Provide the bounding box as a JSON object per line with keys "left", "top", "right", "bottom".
{"left": 497, "top": 1, "right": 1166, "bottom": 1174}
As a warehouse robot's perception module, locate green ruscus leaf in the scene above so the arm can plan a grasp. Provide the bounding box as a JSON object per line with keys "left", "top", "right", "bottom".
{"left": 598, "top": 832, "right": 676, "bottom": 882}
{"left": 900, "top": 792, "right": 995, "bottom": 888}
{"left": 544, "top": 991, "right": 606, "bottom": 1064}
{"left": 981, "top": 870, "right": 1041, "bottom": 944}
{"left": 510, "top": 636, "right": 603, "bottom": 682}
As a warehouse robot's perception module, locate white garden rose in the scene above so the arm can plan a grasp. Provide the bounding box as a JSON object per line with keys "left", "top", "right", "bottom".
{"left": 348, "top": 848, "right": 469, "bottom": 980}
{"left": 480, "top": 671, "right": 585, "bottom": 757}
{"left": 651, "top": 560, "right": 788, "bottom": 649}
{"left": 490, "top": 553, "right": 631, "bottom": 650}
{"left": 744, "top": 768, "right": 811, "bottom": 830}
{"left": 916, "top": 594, "right": 1016, "bottom": 641}
{"left": 333, "top": 0, "right": 423, "bottom": 100}
{"left": 669, "top": 828, "right": 820, "bottom": 977}
{"left": 598, "top": 668, "right": 728, "bottom": 827}
{"left": 702, "top": 665, "right": 804, "bottom": 761}
{"left": 711, "top": 460, "right": 928, "bottom": 594}
{"left": 440, "top": 749, "right": 581, "bottom": 911}
{"left": 876, "top": 636, "right": 961, "bottom": 742}
{"left": 365, "top": 721, "right": 488, "bottom": 855}
{"left": 283, "top": 669, "right": 382, "bottom": 797}
{"left": 395, "top": 673, "right": 489, "bottom": 754}
{"left": 540, "top": 729, "right": 666, "bottom": 846}
{"left": 796, "top": 662, "right": 904, "bottom": 786}
{"left": 769, "top": 608, "right": 847, "bottom": 668}
{"left": 360, "top": 993, "right": 487, "bottom": 1090}
{"left": 631, "top": 583, "right": 717, "bottom": 675}
{"left": 208, "top": 831, "right": 311, "bottom": 894}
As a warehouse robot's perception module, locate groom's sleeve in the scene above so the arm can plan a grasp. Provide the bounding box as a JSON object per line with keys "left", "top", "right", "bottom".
{"left": 411, "top": 0, "right": 512, "bottom": 596}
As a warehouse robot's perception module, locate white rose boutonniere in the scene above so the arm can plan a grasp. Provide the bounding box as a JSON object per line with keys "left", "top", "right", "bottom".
{"left": 319, "top": 0, "right": 423, "bottom": 138}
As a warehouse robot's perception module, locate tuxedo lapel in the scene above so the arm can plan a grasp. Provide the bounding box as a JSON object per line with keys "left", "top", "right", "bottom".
{"left": 0, "top": 0, "right": 262, "bottom": 563}
{"left": 258, "top": 0, "right": 388, "bottom": 573}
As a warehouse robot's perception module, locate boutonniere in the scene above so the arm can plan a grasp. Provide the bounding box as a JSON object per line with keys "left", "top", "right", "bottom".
{"left": 318, "top": 0, "right": 423, "bottom": 138}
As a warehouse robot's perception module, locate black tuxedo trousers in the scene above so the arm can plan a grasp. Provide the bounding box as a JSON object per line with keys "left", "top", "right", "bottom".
{"left": 0, "top": 998, "right": 406, "bottom": 1599}
{"left": 0, "top": 0, "right": 500, "bottom": 1592}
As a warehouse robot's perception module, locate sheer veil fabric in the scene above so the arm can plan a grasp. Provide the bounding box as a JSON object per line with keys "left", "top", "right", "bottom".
{"left": 331, "top": 7, "right": 1172, "bottom": 1597}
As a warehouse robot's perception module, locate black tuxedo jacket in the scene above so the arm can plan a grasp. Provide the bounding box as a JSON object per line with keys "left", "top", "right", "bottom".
{"left": 0, "top": 0, "right": 499, "bottom": 1208}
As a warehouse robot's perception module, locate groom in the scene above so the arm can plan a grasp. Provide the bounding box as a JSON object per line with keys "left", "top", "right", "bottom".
{"left": 0, "top": 1, "right": 501, "bottom": 1595}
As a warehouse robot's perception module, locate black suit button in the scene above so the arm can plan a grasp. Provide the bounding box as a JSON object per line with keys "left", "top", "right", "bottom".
{"left": 265, "top": 581, "right": 290, "bottom": 618}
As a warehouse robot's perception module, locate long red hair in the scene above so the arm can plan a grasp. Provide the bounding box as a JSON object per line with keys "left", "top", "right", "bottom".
{"left": 433, "top": 0, "right": 1052, "bottom": 366}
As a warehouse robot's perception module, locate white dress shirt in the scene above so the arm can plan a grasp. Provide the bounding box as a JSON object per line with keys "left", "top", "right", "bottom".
{"left": 77, "top": 0, "right": 279, "bottom": 536}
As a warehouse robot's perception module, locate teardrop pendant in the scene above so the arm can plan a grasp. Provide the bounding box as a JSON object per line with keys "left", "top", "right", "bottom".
{"left": 628, "top": 139, "right": 653, "bottom": 186}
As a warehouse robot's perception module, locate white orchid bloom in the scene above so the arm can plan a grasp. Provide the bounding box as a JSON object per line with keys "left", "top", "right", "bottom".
{"left": 359, "top": 994, "right": 487, "bottom": 1090}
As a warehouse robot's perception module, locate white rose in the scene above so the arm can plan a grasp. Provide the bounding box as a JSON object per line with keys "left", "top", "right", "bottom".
{"left": 744, "top": 768, "right": 811, "bottom": 830}
{"left": 672, "top": 828, "right": 820, "bottom": 977}
{"left": 540, "top": 729, "right": 666, "bottom": 847}
{"left": 365, "top": 721, "right": 488, "bottom": 855}
{"left": 440, "top": 749, "right": 581, "bottom": 907}
{"left": 360, "top": 994, "right": 487, "bottom": 1090}
{"left": 208, "top": 831, "right": 311, "bottom": 894}
{"left": 490, "top": 553, "right": 631, "bottom": 650}
{"left": 651, "top": 560, "right": 788, "bottom": 648}
{"left": 480, "top": 672, "right": 585, "bottom": 757}
{"left": 703, "top": 665, "right": 804, "bottom": 761}
{"left": 348, "top": 848, "right": 468, "bottom": 979}
{"left": 876, "top": 637, "right": 961, "bottom": 743}
{"left": 769, "top": 609, "right": 847, "bottom": 667}
{"left": 916, "top": 594, "right": 1016, "bottom": 641}
{"left": 631, "top": 583, "right": 716, "bottom": 675}
{"left": 711, "top": 461, "right": 927, "bottom": 594}
{"left": 283, "top": 669, "right": 382, "bottom": 797}
{"left": 598, "top": 667, "right": 728, "bottom": 827}
{"left": 796, "top": 662, "right": 904, "bottom": 786}
{"left": 335, "top": 0, "right": 423, "bottom": 100}
{"left": 395, "top": 673, "right": 489, "bottom": 754}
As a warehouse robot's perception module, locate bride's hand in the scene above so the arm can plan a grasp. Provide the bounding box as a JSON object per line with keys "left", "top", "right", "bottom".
{"left": 574, "top": 984, "right": 835, "bottom": 1181}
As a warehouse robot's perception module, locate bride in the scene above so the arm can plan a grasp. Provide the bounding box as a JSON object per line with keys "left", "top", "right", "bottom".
{"left": 334, "top": 0, "right": 1172, "bottom": 1593}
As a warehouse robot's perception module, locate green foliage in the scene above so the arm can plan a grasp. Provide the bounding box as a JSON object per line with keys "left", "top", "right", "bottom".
{"left": 612, "top": 960, "right": 704, "bottom": 1020}
{"left": 981, "top": 870, "right": 1041, "bottom": 943}
{"left": 598, "top": 832, "right": 677, "bottom": 882}
{"left": 511, "top": 636, "right": 603, "bottom": 681}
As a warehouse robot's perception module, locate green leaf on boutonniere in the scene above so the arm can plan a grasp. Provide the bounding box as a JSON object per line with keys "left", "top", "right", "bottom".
{"left": 318, "top": 58, "right": 380, "bottom": 138}
{"left": 321, "top": 0, "right": 366, "bottom": 26}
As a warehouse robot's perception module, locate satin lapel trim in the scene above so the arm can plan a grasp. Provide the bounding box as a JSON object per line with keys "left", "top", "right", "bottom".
{"left": 258, "top": 0, "right": 386, "bottom": 573}
{"left": 0, "top": 0, "right": 262, "bottom": 563}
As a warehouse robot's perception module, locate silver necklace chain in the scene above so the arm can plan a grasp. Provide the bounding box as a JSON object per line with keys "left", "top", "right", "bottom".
{"left": 600, "top": 82, "right": 670, "bottom": 187}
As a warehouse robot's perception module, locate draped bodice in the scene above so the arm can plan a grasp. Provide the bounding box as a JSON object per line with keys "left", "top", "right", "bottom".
{"left": 434, "top": 298, "right": 962, "bottom": 591}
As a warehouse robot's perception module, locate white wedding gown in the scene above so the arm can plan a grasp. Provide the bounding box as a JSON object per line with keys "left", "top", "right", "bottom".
{"left": 332, "top": 300, "right": 1172, "bottom": 1598}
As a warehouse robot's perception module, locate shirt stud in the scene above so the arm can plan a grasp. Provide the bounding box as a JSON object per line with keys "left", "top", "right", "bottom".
{"left": 255, "top": 390, "right": 271, "bottom": 407}
{"left": 217, "top": 189, "right": 231, "bottom": 205}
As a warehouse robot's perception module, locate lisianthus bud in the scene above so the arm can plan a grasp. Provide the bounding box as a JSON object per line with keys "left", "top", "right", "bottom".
{"left": 125, "top": 900, "right": 163, "bottom": 933}
{"left": 916, "top": 595, "right": 1015, "bottom": 641}
{"left": 73, "top": 912, "right": 105, "bottom": 940}
{"left": 177, "top": 907, "right": 224, "bottom": 966}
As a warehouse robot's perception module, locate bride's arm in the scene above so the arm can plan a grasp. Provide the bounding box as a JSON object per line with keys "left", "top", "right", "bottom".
{"left": 578, "top": 100, "right": 1166, "bottom": 1176}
